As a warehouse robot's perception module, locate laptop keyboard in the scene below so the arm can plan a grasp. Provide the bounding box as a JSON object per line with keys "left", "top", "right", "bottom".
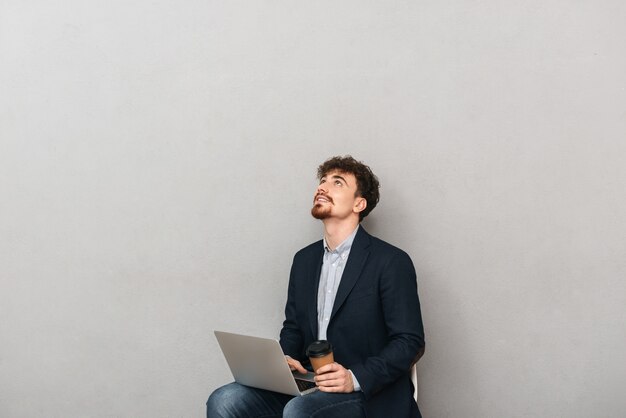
{"left": 296, "top": 379, "right": 317, "bottom": 392}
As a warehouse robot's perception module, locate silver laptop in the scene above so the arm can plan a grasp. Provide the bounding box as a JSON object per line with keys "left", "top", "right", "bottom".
{"left": 214, "top": 330, "right": 318, "bottom": 396}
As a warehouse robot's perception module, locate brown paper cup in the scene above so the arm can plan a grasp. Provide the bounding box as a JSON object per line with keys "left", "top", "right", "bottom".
{"left": 309, "top": 352, "right": 335, "bottom": 373}
{"left": 306, "top": 340, "right": 334, "bottom": 373}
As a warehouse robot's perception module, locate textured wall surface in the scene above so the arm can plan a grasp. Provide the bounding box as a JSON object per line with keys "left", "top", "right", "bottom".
{"left": 1, "top": 1, "right": 625, "bottom": 417}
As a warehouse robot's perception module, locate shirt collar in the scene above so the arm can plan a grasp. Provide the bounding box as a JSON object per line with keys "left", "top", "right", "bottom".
{"left": 323, "top": 225, "right": 359, "bottom": 256}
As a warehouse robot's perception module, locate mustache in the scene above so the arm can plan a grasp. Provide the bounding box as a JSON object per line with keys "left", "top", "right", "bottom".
{"left": 314, "top": 193, "right": 333, "bottom": 203}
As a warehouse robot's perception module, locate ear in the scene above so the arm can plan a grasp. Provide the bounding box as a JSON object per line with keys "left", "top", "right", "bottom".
{"left": 353, "top": 197, "right": 367, "bottom": 214}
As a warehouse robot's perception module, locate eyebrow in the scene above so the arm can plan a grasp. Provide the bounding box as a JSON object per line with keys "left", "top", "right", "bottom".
{"left": 330, "top": 174, "right": 348, "bottom": 186}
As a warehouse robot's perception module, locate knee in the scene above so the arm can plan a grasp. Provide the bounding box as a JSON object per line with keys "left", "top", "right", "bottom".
{"left": 206, "top": 387, "right": 224, "bottom": 418}
{"left": 206, "top": 383, "right": 238, "bottom": 418}
{"left": 282, "top": 396, "right": 306, "bottom": 418}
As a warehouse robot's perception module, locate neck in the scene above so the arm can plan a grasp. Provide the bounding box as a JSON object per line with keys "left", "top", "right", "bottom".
{"left": 322, "top": 218, "right": 359, "bottom": 250}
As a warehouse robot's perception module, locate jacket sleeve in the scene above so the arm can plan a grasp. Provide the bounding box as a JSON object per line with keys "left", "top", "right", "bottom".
{"left": 279, "top": 255, "right": 305, "bottom": 360}
{"left": 349, "top": 251, "right": 425, "bottom": 398}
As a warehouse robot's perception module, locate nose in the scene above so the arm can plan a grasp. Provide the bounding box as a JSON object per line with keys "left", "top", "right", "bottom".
{"left": 316, "top": 182, "right": 328, "bottom": 195}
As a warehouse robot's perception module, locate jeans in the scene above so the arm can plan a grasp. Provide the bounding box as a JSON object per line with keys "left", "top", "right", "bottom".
{"left": 207, "top": 382, "right": 366, "bottom": 418}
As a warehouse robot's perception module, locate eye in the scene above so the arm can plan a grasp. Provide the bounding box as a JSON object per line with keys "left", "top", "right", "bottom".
{"left": 334, "top": 180, "right": 342, "bottom": 186}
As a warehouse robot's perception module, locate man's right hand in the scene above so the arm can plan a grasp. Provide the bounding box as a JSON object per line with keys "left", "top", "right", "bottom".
{"left": 285, "top": 355, "right": 308, "bottom": 374}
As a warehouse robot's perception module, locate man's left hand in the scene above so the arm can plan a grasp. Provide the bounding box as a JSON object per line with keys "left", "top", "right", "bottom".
{"left": 314, "top": 362, "right": 354, "bottom": 393}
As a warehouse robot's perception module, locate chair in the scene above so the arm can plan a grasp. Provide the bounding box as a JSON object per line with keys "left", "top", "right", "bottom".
{"left": 410, "top": 347, "right": 423, "bottom": 401}
{"left": 410, "top": 363, "right": 418, "bottom": 401}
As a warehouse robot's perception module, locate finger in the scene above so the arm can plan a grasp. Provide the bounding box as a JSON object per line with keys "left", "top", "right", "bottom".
{"left": 315, "top": 367, "right": 347, "bottom": 380}
{"left": 317, "top": 378, "right": 339, "bottom": 387}
{"left": 318, "top": 383, "right": 346, "bottom": 393}
{"left": 285, "top": 356, "right": 307, "bottom": 374}
{"left": 315, "top": 371, "right": 341, "bottom": 384}
{"left": 291, "top": 360, "right": 307, "bottom": 374}
{"left": 318, "top": 377, "right": 353, "bottom": 393}
{"left": 315, "top": 362, "right": 339, "bottom": 375}
{"left": 288, "top": 359, "right": 307, "bottom": 374}
{"left": 316, "top": 375, "right": 346, "bottom": 387}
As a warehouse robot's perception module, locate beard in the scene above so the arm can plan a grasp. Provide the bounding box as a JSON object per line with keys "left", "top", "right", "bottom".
{"left": 311, "top": 203, "right": 331, "bottom": 219}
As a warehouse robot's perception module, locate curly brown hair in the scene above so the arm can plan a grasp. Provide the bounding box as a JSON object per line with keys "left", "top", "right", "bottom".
{"left": 316, "top": 155, "right": 380, "bottom": 222}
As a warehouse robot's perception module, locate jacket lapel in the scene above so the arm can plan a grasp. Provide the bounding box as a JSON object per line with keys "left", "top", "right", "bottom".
{"left": 330, "top": 227, "right": 371, "bottom": 320}
{"left": 307, "top": 244, "right": 324, "bottom": 338}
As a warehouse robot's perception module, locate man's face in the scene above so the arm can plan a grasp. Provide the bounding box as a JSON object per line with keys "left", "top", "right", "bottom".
{"left": 311, "top": 170, "right": 365, "bottom": 221}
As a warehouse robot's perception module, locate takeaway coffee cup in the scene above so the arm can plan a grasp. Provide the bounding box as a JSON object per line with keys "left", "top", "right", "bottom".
{"left": 306, "top": 340, "right": 334, "bottom": 373}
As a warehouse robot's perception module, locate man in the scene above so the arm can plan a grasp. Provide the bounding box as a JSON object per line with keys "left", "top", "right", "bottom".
{"left": 207, "top": 156, "right": 425, "bottom": 417}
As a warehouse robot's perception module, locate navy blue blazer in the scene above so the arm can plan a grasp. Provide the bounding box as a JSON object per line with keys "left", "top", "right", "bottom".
{"left": 280, "top": 227, "right": 425, "bottom": 418}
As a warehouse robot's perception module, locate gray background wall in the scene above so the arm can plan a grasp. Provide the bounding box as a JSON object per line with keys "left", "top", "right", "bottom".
{"left": 1, "top": 1, "right": 625, "bottom": 417}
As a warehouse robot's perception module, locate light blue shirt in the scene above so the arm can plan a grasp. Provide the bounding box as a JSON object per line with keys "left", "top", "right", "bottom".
{"left": 317, "top": 225, "right": 362, "bottom": 391}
